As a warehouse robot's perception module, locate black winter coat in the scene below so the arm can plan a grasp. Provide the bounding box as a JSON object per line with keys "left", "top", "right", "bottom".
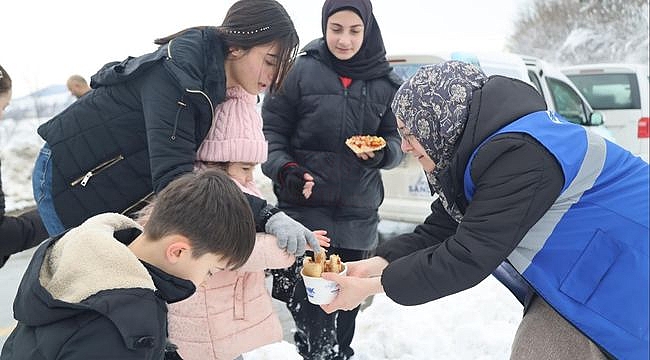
{"left": 376, "top": 76, "right": 565, "bottom": 305}
{"left": 0, "top": 215, "right": 195, "bottom": 360}
{"left": 0, "top": 162, "right": 48, "bottom": 267}
{"left": 36, "top": 28, "right": 268, "bottom": 231}
{"left": 262, "top": 39, "right": 403, "bottom": 250}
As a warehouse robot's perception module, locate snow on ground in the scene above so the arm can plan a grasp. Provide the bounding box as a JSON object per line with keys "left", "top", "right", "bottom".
{"left": 244, "top": 276, "right": 521, "bottom": 360}
{"left": 1, "top": 117, "right": 523, "bottom": 359}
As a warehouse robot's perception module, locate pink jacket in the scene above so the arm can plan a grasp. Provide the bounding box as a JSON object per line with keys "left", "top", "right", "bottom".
{"left": 167, "top": 233, "right": 294, "bottom": 360}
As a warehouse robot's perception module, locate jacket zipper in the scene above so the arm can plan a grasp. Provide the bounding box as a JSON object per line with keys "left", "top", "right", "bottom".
{"left": 70, "top": 155, "right": 125, "bottom": 187}
{"left": 360, "top": 84, "right": 367, "bottom": 132}
{"left": 341, "top": 87, "right": 349, "bottom": 142}
{"left": 171, "top": 99, "right": 186, "bottom": 140}
{"left": 121, "top": 191, "right": 155, "bottom": 215}
{"left": 337, "top": 85, "right": 349, "bottom": 204}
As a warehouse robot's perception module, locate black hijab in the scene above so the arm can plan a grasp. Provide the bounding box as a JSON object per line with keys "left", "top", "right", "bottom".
{"left": 321, "top": 0, "right": 391, "bottom": 80}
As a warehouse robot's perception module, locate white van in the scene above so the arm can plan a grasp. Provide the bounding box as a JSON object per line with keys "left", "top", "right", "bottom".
{"left": 519, "top": 55, "right": 615, "bottom": 142}
{"left": 377, "top": 53, "right": 614, "bottom": 238}
{"left": 561, "top": 63, "right": 649, "bottom": 162}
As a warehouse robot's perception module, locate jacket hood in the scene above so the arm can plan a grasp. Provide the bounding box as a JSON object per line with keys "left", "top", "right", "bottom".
{"left": 163, "top": 27, "right": 227, "bottom": 105}
{"left": 90, "top": 28, "right": 227, "bottom": 108}
{"left": 438, "top": 75, "right": 547, "bottom": 212}
{"left": 12, "top": 213, "right": 194, "bottom": 329}
{"left": 457, "top": 75, "right": 548, "bottom": 157}
{"left": 12, "top": 214, "right": 151, "bottom": 327}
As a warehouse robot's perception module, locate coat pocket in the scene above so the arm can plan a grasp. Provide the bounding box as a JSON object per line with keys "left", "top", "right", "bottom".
{"left": 559, "top": 229, "right": 649, "bottom": 340}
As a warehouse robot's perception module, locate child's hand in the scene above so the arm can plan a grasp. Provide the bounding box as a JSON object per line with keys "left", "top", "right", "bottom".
{"left": 308, "top": 230, "right": 330, "bottom": 251}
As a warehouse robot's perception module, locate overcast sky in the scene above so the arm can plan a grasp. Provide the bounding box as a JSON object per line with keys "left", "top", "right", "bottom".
{"left": 2, "top": 0, "right": 521, "bottom": 97}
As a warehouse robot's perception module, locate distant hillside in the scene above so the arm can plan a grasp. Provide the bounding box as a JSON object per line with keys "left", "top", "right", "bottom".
{"left": 3, "top": 84, "right": 74, "bottom": 121}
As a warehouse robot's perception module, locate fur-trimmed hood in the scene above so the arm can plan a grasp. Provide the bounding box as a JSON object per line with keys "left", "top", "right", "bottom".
{"left": 38, "top": 214, "right": 152, "bottom": 305}
{"left": 12, "top": 213, "right": 194, "bottom": 328}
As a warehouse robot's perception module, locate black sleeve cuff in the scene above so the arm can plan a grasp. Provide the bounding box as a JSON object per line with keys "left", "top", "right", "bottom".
{"left": 244, "top": 191, "right": 277, "bottom": 232}
{"left": 256, "top": 204, "right": 281, "bottom": 232}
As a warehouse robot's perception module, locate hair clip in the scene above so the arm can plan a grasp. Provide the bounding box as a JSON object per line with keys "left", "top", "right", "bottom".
{"left": 227, "top": 26, "right": 270, "bottom": 35}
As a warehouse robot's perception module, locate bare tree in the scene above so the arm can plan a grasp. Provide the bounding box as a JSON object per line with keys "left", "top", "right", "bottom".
{"left": 508, "top": 0, "right": 649, "bottom": 65}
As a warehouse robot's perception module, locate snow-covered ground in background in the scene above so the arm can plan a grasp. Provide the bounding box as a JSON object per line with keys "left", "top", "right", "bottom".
{"left": 0, "top": 117, "right": 522, "bottom": 359}
{"left": 244, "top": 279, "right": 521, "bottom": 360}
{"left": 0, "top": 117, "right": 44, "bottom": 212}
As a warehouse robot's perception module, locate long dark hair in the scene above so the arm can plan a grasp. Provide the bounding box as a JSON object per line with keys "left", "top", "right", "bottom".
{"left": 154, "top": 0, "right": 299, "bottom": 93}
{"left": 0, "top": 64, "right": 11, "bottom": 95}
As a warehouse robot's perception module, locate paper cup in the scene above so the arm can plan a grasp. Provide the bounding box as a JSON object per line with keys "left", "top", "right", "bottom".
{"left": 300, "top": 264, "right": 347, "bottom": 305}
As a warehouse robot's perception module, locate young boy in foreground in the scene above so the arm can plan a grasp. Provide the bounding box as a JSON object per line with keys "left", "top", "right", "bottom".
{"left": 0, "top": 169, "right": 256, "bottom": 359}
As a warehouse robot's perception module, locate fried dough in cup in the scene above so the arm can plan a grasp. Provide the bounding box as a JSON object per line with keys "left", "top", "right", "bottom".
{"left": 302, "top": 258, "right": 323, "bottom": 277}
{"left": 314, "top": 250, "right": 327, "bottom": 266}
{"left": 326, "top": 254, "right": 343, "bottom": 273}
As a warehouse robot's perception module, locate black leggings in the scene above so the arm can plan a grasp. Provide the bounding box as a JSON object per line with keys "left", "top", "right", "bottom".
{"left": 272, "top": 247, "right": 370, "bottom": 360}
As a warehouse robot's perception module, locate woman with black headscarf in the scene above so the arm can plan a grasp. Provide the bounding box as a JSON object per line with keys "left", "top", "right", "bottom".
{"left": 261, "top": 0, "right": 402, "bottom": 358}
{"left": 320, "top": 61, "right": 649, "bottom": 360}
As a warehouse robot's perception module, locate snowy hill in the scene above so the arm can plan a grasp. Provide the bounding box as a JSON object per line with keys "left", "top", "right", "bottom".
{"left": 0, "top": 85, "right": 71, "bottom": 212}
{"left": 2, "top": 84, "right": 73, "bottom": 122}
{"left": 0, "top": 117, "right": 44, "bottom": 212}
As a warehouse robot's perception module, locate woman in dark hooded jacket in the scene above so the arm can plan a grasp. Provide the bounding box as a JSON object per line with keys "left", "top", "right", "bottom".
{"left": 321, "top": 61, "right": 649, "bottom": 360}
{"left": 31, "top": 0, "right": 321, "bottom": 256}
{"left": 261, "top": 0, "right": 402, "bottom": 358}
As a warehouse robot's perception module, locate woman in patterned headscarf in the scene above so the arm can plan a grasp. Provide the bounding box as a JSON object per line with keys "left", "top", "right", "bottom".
{"left": 321, "top": 61, "right": 649, "bottom": 360}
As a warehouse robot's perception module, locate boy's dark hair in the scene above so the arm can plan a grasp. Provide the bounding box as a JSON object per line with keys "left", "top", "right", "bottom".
{"left": 0, "top": 64, "right": 11, "bottom": 94}
{"left": 154, "top": 0, "right": 299, "bottom": 93}
{"left": 144, "top": 169, "right": 255, "bottom": 269}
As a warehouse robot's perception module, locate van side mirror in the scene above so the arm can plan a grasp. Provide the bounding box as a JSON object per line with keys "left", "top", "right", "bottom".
{"left": 589, "top": 111, "right": 604, "bottom": 126}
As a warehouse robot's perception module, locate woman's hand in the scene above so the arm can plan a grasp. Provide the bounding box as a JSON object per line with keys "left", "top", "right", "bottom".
{"left": 346, "top": 256, "right": 389, "bottom": 278}
{"left": 281, "top": 164, "right": 315, "bottom": 199}
{"left": 302, "top": 173, "right": 315, "bottom": 199}
{"left": 318, "top": 256, "right": 389, "bottom": 313}
{"left": 320, "top": 275, "right": 383, "bottom": 313}
{"left": 355, "top": 148, "right": 385, "bottom": 168}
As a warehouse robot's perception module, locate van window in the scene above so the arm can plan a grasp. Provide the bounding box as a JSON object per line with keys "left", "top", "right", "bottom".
{"left": 547, "top": 77, "right": 588, "bottom": 125}
{"left": 566, "top": 73, "right": 641, "bottom": 110}
{"left": 527, "top": 70, "right": 545, "bottom": 98}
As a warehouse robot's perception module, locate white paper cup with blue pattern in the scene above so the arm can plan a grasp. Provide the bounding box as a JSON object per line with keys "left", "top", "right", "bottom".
{"left": 300, "top": 264, "right": 347, "bottom": 305}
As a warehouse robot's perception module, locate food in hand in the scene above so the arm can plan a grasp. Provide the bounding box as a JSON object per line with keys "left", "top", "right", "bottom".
{"left": 345, "top": 135, "right": 387, "bottom": 154}
{"left": 302, "top": 251, "right": 344, "bottom": 277}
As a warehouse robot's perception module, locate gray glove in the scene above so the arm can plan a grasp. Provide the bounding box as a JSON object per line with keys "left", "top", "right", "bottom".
{"left": 265, "top": 211, "right": 321, "bottom": 256}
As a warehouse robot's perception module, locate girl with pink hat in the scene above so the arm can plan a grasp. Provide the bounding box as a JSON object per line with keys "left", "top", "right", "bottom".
{"left": 167, "top": 86, "right": 329, "bottom": 360}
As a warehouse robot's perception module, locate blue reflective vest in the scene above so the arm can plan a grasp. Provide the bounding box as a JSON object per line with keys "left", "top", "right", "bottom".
{"left": 464, "top": 111, "right": 649, "bottom": 359}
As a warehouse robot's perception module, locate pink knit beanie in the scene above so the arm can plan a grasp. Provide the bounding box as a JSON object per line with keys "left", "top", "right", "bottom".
{"left": 196, "top": 86, "right": 268, "bottom": 163}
